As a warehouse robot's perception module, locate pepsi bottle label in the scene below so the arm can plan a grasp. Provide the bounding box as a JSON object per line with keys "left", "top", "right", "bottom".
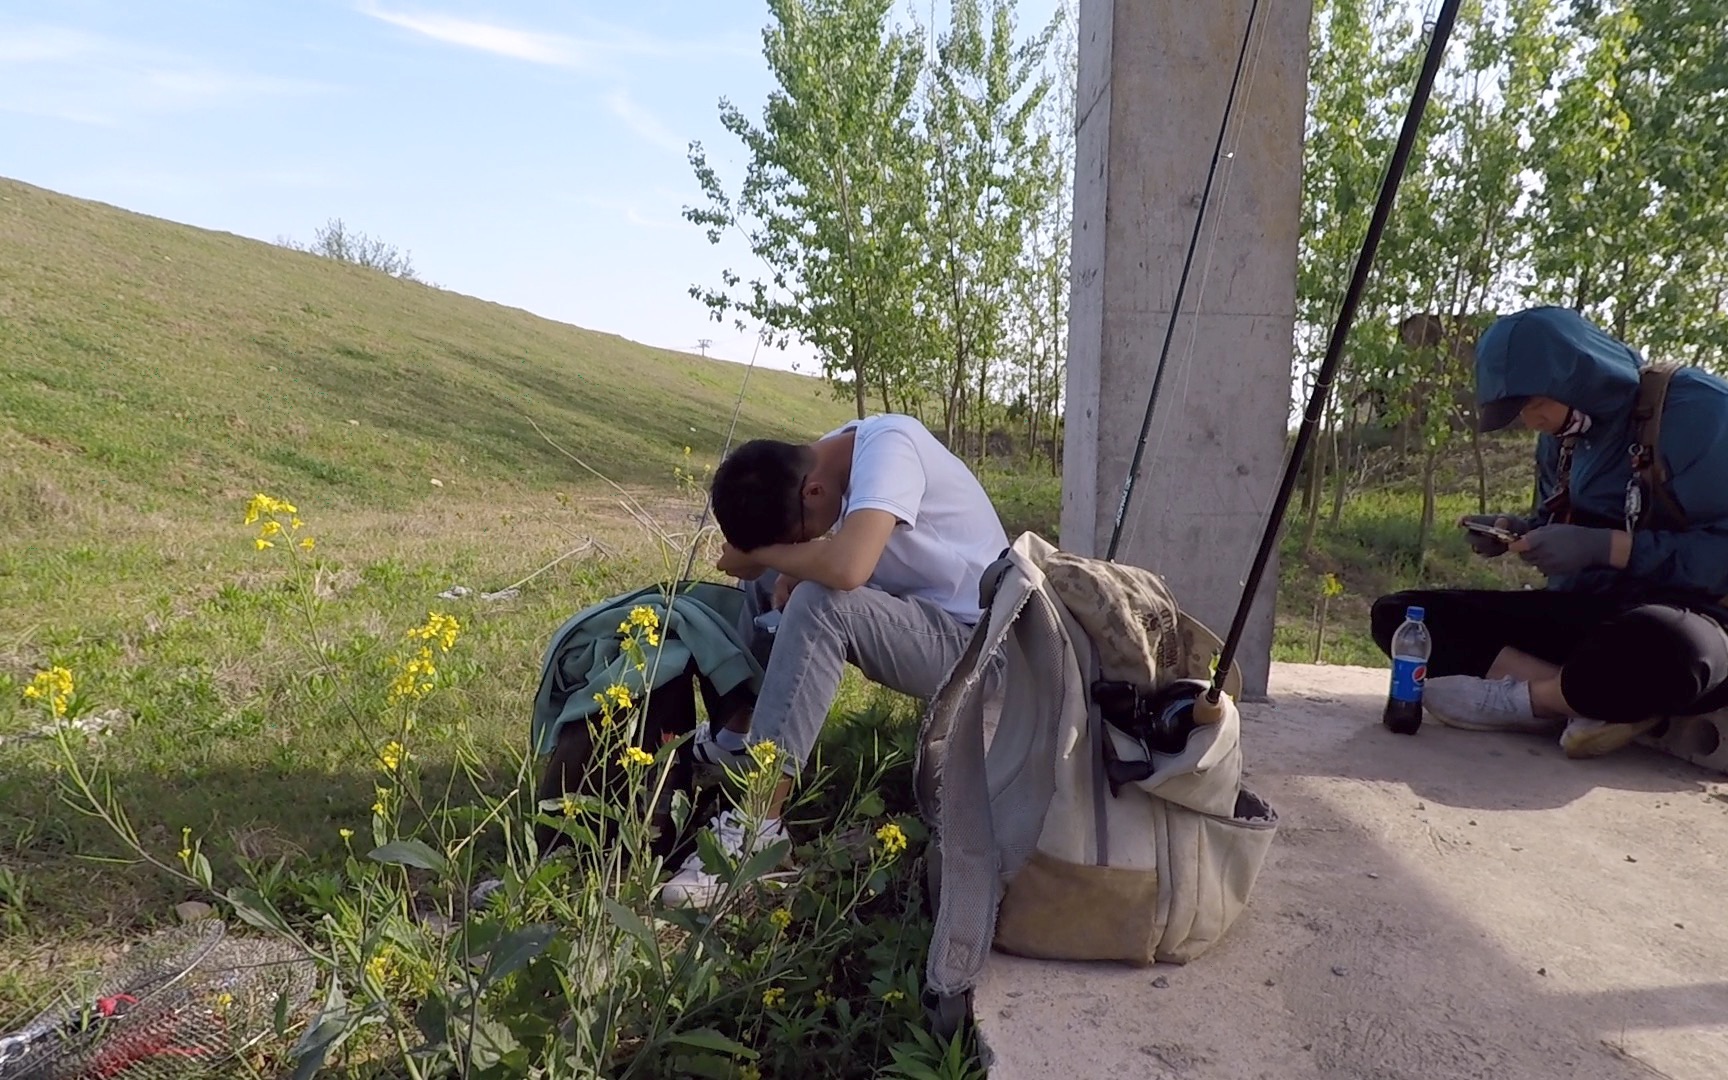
{"left": 1390, "top": 656, "right": 1426, "bottom": 702}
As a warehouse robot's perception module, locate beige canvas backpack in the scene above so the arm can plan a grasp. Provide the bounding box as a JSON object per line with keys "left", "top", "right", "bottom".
{"left": 915, "top": 531, "right": 1279, "bottom": 1035}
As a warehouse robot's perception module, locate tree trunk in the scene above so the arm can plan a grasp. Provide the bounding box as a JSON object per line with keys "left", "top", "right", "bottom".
{"left": 1417, "top": 443, "right": 1439, "bottom": 573}
{"left": 1330, "top": 408, "right": 1354, "bottom": 527}
{"left": 1298, "top": 417, "right": 1329, "bottom": 556}
{"left": 852, "top": 343, "right": 867, "bottom": 420}
{"left": 1470, "top": 422, "right": 1488, "bottom": 514}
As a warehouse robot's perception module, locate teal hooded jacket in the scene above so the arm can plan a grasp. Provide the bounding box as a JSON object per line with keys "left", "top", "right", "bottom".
{"left": 1474, "top": 306, "right": 1728, "bottom": 600}
{"left": 529, "top": 581, "right": 764, "bottom": 756}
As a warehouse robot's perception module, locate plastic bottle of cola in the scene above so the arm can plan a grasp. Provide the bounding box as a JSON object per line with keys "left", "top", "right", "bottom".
{"left": 1383, "top": 605, "right": 1430, "bottom": 735}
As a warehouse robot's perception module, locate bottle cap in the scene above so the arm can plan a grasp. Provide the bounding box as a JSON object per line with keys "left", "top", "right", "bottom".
{"left": 1407, "top": 605, "right": 1425, "bottom": 621}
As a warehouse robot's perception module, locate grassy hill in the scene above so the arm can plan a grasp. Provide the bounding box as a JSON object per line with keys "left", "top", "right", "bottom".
{"left": 0, "top": 177, "right": 883, "bottom": 1017}
{"left": 0, "top": 176, "right": 854, "bottom": 522}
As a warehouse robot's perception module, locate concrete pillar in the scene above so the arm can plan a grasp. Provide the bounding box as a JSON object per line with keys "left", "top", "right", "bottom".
{"left": 1061, "top": 0, "right": 1311, "bottom": 699}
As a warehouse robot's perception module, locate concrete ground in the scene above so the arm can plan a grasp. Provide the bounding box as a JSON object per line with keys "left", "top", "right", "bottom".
{"left": 976, "top": 662, "right": 1728, "bottom": 1080}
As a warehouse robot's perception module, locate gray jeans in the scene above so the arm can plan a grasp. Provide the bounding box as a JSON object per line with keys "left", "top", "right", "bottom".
{"left": 738, "top": 570, "right": 975, "bottom": 775}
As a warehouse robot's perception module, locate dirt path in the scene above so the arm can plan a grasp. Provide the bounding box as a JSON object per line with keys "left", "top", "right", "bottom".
{"left": 977, "top": 662, "right": 1728, "bottom": 1079}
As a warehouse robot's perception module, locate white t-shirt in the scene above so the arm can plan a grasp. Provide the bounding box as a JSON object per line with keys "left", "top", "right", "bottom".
{"left": 822, "top": 413, "right": 1010, "bottom": 624}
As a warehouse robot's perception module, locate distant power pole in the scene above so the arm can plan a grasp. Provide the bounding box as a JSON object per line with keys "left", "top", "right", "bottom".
{"left": 695, "top": 338, "right": 713, "bottom": 357}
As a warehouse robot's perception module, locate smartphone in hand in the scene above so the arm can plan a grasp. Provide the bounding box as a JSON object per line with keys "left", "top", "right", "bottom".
{"left": 1462, "top": 520, "right": 1520, "bottom": 544}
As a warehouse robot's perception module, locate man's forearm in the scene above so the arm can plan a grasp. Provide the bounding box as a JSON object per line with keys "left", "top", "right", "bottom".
{"left": 750, "top": 538, "right": 864, "bottom": 591}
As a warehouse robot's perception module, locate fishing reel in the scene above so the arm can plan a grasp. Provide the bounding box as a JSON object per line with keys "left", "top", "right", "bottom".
{"left": 1092, "top": 677, "right": 1211, "bottom": 795}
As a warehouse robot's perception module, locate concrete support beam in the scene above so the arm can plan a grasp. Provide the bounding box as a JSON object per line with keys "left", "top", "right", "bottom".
{"left": 1061, "top": 0, "right": 1311, "bottom": 698}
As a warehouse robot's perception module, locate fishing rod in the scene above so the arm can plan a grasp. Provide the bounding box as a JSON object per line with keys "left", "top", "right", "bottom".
{"left": 1194, "top": 0, "right": 1463, "bottom": 719}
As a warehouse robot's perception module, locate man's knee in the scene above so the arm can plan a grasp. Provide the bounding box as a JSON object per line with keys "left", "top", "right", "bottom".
{"left": 1566, "top": 605, "right": 1722, "bottom": 720}
{"left": 781, "top": 579, "right": 887, "bottom": 621}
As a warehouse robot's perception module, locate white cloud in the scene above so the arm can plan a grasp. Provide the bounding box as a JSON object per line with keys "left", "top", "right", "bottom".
{"left": 356, "top": 3, "right": 754, "bottom": 71}
{"left": 604, "top": 90, "right": 685, "bottom": 155}
{"left": 573, "top": 193, "right": 684, "bottom": 232}
{"left": 0, "top": 21, "right": 337, "bottom": 125}
{"left": 0, "top": 27, "right": 103, "bottom": 64}
{"left": 356, "top": 2, "right": 583, "bottom": 66}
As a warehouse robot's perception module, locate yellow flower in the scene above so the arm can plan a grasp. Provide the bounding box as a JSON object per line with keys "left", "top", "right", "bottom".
{"left": 259, "top": 519, "right": 283, "bottom": 538}
{"left": 747, "top": 740, "right": 779, "bottom": 770}
{"left": 299, "top": 536, "right": 315, "bottom": 550}
{"left": 243, "top": 493, "right": 297, "bottom": 525}
{"left": 875, "top": 822, "right": 908, "bottom": 858}
{"left": 290, "top": 517, "right": 304, "bottom": 530}
{"left": 768, "top": 907, "right": 792, "bottom": 931}
{"left": 560, "top": 794, "right": 578, "bottom": 818}
{"left": 365, "top": 949, "right": 400, "bottom": 988}
{"left": 814, "top": 989, "right": 833, "bottom": 1008}
{"left": 22, "top": 666, "right": 74, "bottom": 717}
{"left": 387, "top": 645, "right": 440, "bottom": 703}
{"left": 881, "top": 988, "right": 906, "bottom": 1005}
{"left": 253, "top": 537, "right": 273, "bottom": 551}
{"left": 338, "top": 828, "right": 353, "bottom": 841}
{"left": 594, "top": 684, "right": 633, "bottom": 713}
{"left": 406, "top": 612, "right": 461, "bottom": 652}
{"left": 761, "top": 986, "right": 785, "bottom": 1009}
{"left": 617, "top": 746, "right": 654, "bottom": 768}
{"left": 177, "top": 826, "right": 192, "bottom": 863}
{"left": 739, "top": 1067, "right": 761, "bottom": 1080}
{"left": 378, "top": 741, "right": 404, "bottom": 771}
{"left": 372, "top": 786, "right": 391, "bottom": 816}
{"left": 619, "top": 605, "right": 661, "bottom": 644}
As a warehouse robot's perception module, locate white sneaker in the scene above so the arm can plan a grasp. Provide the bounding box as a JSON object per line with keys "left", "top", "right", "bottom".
{"left": 689, "top": 723, "right": 754, "bottom": 772}
{"left": 660, "top": 808, "right": 788, "bottom": 909}
{"left": 1558, "top": 716, "right": 1662, "bottom": 759}
{"left": 1423, "top": 675, "right": 1561, "bottom": 734}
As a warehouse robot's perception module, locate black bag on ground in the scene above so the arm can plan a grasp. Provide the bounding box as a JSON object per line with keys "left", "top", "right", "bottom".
{"left": 533, "top": 657, "right": 750, "bottom": 866}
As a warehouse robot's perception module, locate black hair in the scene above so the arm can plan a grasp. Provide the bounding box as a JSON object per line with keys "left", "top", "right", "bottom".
{"left": 709, "top": 438, "right": 814, "bottom": 551}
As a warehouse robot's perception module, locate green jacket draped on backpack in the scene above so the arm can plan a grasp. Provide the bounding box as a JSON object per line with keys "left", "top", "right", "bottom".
{"left": 530, "top": 581, "right": 764, "bottom": 756}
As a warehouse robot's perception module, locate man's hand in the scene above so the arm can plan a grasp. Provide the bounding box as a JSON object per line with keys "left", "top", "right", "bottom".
{"left": 1458, "top": 513, "right": 1529, "bottom": 558}
{"left": 772, "top": 573, "right": 801, "bottom": 610}
{"left": 1508, "top": 524, "right": 1621, "bottom": 576}
{"left": 716, "top": 542, "right": 766, "bottom": 581}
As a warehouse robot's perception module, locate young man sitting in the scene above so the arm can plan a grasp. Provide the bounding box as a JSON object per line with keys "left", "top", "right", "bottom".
{"left": 659, "top": 413, "right": 1010, "bottom": 907}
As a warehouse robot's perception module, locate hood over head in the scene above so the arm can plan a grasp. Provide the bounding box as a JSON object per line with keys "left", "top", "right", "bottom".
{"left": 1473, "top": 306, "right": 1643, "bottom": 431}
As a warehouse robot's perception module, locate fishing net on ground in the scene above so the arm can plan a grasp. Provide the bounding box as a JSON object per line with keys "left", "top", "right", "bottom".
{"left": 0, "top": 919, "right": 318, "bottom": 1080}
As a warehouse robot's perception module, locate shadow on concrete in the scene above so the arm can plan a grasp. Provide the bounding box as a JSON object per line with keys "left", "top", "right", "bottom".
{"left": 1257, "top": 668, "right": 1710, "bottom": 812}
{"left": 979, "top": 664, "right": 1728, "bottom": 1079}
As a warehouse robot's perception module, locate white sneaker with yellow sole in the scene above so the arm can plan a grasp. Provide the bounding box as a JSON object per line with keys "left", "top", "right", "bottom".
{"left": 1558, "top": 717, "right": 1663, "bottom": 759}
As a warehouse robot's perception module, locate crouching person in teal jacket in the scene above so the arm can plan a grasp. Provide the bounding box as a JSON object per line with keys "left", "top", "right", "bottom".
{"left": 1372, "top": 306, "right": 1728, "bottom": 759}
{"left": 660, "top": 413, "right": 1010, "bottom": 907}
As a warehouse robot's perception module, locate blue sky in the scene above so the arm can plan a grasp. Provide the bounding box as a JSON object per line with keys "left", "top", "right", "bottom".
{"left": 0, "top": 0, "right": 1060, "bottom": 374}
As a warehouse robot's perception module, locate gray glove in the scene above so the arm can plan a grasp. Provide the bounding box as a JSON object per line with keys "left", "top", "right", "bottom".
{"left": 1458, "top": 514, "right": 1530, "bottom": 558}
{"left": 1514, "top": 523, "right": 1614, "bottom": 577}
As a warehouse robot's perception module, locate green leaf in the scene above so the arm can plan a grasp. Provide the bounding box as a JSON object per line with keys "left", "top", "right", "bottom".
{"left": 666, "top": 1052, "right": 739, "bottom": 1079}
{"left": 226, "top": 887, "right": 292, "bottom": 936}
{"left": 367, "top": 838, "right": 448, "bottom": 874}
{"left": 478, "top": 923, "right": 557, "bottom": 990}
{"left": 602, "top": 896, "right": 657, "bottom": 953}
{"left": 734, "top": 838, "right": 791, "bottom": 887}
{"left": 291, "top": 979, "right": 351, "bottom": 1080}
{"left": 460, "top": 1014, "right": 521, "bottom": 1072}
{"left": 854, "top": 790, "right": 886, "bottom": 819}
{"left": 665, "top": 1028, "right": 758, "bottom": 1059}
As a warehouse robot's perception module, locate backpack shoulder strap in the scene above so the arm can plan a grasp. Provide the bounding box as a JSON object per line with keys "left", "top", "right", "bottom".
{"left": 915, "top": 540, "right": 1067, "bottom": 1038}
{"left": 1631, "top": 363, "right": 1688, "bottom": 530}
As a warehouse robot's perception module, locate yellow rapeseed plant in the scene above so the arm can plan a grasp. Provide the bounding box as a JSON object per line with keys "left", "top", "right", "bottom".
{"left": 21, "top": 666, "right": 75, "bottom": 718}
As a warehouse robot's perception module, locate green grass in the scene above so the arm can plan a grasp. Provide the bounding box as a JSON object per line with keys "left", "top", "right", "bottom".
{"left": 1272, "top": 445, "right": 1546, "bottom": 667}
{"left": 0, "top": 176, "right": 854, "bottom": 521}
